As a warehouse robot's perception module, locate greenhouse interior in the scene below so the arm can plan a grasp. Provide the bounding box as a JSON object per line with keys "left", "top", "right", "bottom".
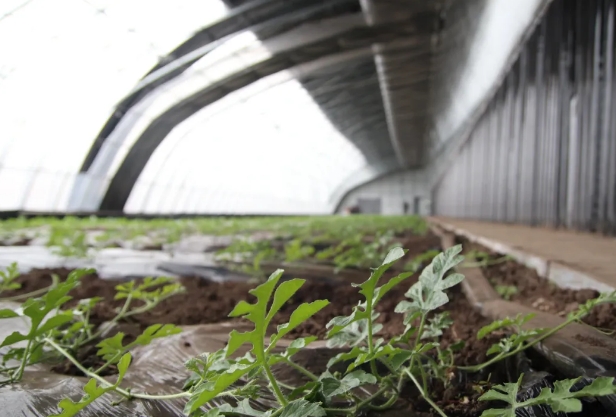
{"left": 1, "top": 0, "right": 616, "bottom": 416}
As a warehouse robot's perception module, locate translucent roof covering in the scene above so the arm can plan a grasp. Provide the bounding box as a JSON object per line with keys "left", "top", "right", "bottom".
{"left": 0, "top": 0, "right": 372, "bottom": 214}
{"left": 124, "top": 73, "right": 368, "bottom": 214}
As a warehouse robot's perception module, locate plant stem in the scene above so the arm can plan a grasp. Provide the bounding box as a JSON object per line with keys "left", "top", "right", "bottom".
{"left": 405, "top": 369, "right": 448, "bottom": 417}
{"left": 263, "top": 359, "right": 288, "bottom": 406}
{"left": 0, "top": 275, "right": 59, "bottom": 302}
{"left": 459, "top": 311, "right": 583, "bottom": 373}
{"left": 277, "top": 380, "right": 298, "bottom": 391}
{"left": 369, "top": 371, "right": 406, "bottom": 411}
{"left": 366, "top": 303, "right": 379, "bottom": 377}
{"left": 282, "top": 357, "right": 318, "bottom": 381}
{"left": 414, "top": 314, "right": 427, "bottom": 348}
{"left": 84, "top": 294, "right": 133, "bottom": 344}
{"left": 129, "top": 391, "right": 191, "bottom": 401}
{"left": 44, "top": 337, "right": 190, "bottom": 401}
{"left": 356, "top": 384, "right": 390, "bottom": 411}
{"left": 44, "top": 337, "right": 130, "bottom": 397}
{"left": 13, "top": 338, "right": 32, "bottom": 382}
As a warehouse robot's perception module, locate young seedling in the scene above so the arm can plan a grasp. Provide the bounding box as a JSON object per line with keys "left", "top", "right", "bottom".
{"left": 495, "top": 285, "right": 518, "bottom": 301}
{"left": 462, "top": 249, "right": 512, "bottom": 268}
{"left": 183, "top": 269, "right": 330, "bottom": 416}
{"left": 0, "top": 263, "right": 20, "bottom": 294}
{"left": 0, "top": 263, "right": 63, "bottom": 302}
{"left": 461, "top": 290, "right": 616, "bottom": 374}
{"left": 0, "top": 265, "right": 187, "bottom": 413}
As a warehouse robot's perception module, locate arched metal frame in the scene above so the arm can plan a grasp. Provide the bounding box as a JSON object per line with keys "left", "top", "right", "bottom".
{"left": 79, "top": 0, "right": 361, "bottom": 172}
{"left": 73, "top": 0, "right": 554, "bottom": 215}
{"left": 127, "top": 52, "right": 391, "bottom": 214}
{"left": 83, "top": 10, "right": 436, "bottom": 212}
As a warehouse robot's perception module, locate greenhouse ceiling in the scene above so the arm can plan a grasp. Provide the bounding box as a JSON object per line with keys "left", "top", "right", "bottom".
{"left": 0, "top": 0, "right": 549, "bottom": 215}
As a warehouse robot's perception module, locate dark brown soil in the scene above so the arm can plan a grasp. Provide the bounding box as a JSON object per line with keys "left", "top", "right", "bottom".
{"left": 0, "top": 238, "right": 30, "bottom": 246}
{"left": 463, "top": 240, "right": 616, "bottom": 334}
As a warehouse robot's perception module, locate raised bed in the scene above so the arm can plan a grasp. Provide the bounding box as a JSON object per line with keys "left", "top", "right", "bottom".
{"left": 0, "top": 216, "right": 615, "bottom": 416}
{"left": 459, "top": 238, "right": 616, "bottom": 336}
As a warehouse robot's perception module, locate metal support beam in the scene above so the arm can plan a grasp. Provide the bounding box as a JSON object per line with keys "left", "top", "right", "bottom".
{"left": 361, "top": 0, "right": 441, "bottom": 167}
{"left": 96, "top": 16, "right": 433, "bottom": 211}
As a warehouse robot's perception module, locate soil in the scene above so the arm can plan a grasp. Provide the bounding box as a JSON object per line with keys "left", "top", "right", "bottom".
{"left": 0, "top": 238, "right": 30, "bottom": 246}
{"left": 3, "top": 265, "right": 502, "bottom": 416}
{"left": 462, "top": 240, "right": 616, "bottom": 334}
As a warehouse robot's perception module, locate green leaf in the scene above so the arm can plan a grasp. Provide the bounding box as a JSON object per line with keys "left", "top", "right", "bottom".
{"left": 326, "top": 307, "right": 368, "bottom": 338}
{"left": 326, "top": 346, "right": 363, "bottom": 369}
{"left": 421, "top": 312, "right": 453, "bottom": 339}
{"left": 389, "top": 350, "right": 413, "bottom": 370}
{"left": 321, "top": 370, "right": 377, "bottom": 399}
{"left": 0, "top": 309, "right": 19, "bottom": 319}
{"left": 529, "top": 377, "right": 616, "bottom": 413}
{"left": 400, "top": 245, "right": 464, "bottom": 315}
{"left": 34, "top": 312, "right": 74, "bottom": 336}
{"left": 96, "top": 332, "right": 125, "bottom": 361}
{"left": 185, "top": 362, "right": 258, "bottom": 414}
{"left": 217, "top": 399, "right": 270, "bottom": 417}
{"left": 227, "top": 329, "right": 255, "bottom": 357}
{"left": 479, "top": 375, "right": 616, "bottom": 417}
{"left": 477, "top": 314, "right": 535, "bottom": 339}
{"left": 576, "top": 376, "right": 616, "bottom": 397}
{"left": 373, "top": 271, "right": 413, "bottom": 304}
{"left": 283, "top": 336, "right": 317, "bottom": 358}
{"left": 279, "top": 399, "right": 326, "bottom": 417}
{"left": 326, "top": 317, "right": 380, "bottom": 348}
{"left": 50, "top": 353, "right": 131, "bottom": 417}
{"left": 134, "top": 324, "right": 182, "bottom": 346}
{"left": 325, "top": 247, "right": 405, "bottom": 340}
{"left": 287, "top": 381, "right": 320, "bottom": 401}
{"left": 272, "top": 300, "right": 329, "bottom": 344}
{"left": 0, "top": 331, "right": 28, "bottom": 347}
{"left": 266, "top": 279, "right": 305, "bottom": 323}
{"left": 480, "top": 409, "right": 514, "bottom": 417}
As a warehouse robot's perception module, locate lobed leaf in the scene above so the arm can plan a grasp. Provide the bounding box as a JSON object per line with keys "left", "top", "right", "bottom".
{"left": 185, "top": 362, "right": 258, "bottom": 414}
{"left": 321, "top": 370, "right": 377, "bottom": 399}
{"left": 0, "top": 309, "right": 19, "bottom": 319}
{"left": 477, "top": 314, "right": 535, "bottom": 340}
{"left": 279, "top": 399, "right": 326, "bottom": 417}
{"left": 272, "top": 300, "right": 329, "bottom": 345}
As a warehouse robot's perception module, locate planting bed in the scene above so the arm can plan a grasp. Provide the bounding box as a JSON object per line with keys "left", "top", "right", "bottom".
{"left": 2, "top": 266, "right": 503, "bottom": 416}
{"left": 461, "top": 239, "right": 616, "bottom": 335}
{"left": 0, "top": 216, "right": 616, "bottom": 416}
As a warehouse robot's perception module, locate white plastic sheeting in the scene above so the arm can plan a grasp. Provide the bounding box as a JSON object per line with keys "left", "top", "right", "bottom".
{"left": 124, "top": 72, "right": 369, "bottom": 214}
{"left": 0, "top": 0, "right": 227, "bottom": 211}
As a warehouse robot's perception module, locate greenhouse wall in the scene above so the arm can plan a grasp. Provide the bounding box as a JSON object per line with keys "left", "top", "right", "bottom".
{"left": 336, "top": 170, "right": 430, "bottom": 215}
{"left": 432, "top": 0, "right": 616, "bottom": 234}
